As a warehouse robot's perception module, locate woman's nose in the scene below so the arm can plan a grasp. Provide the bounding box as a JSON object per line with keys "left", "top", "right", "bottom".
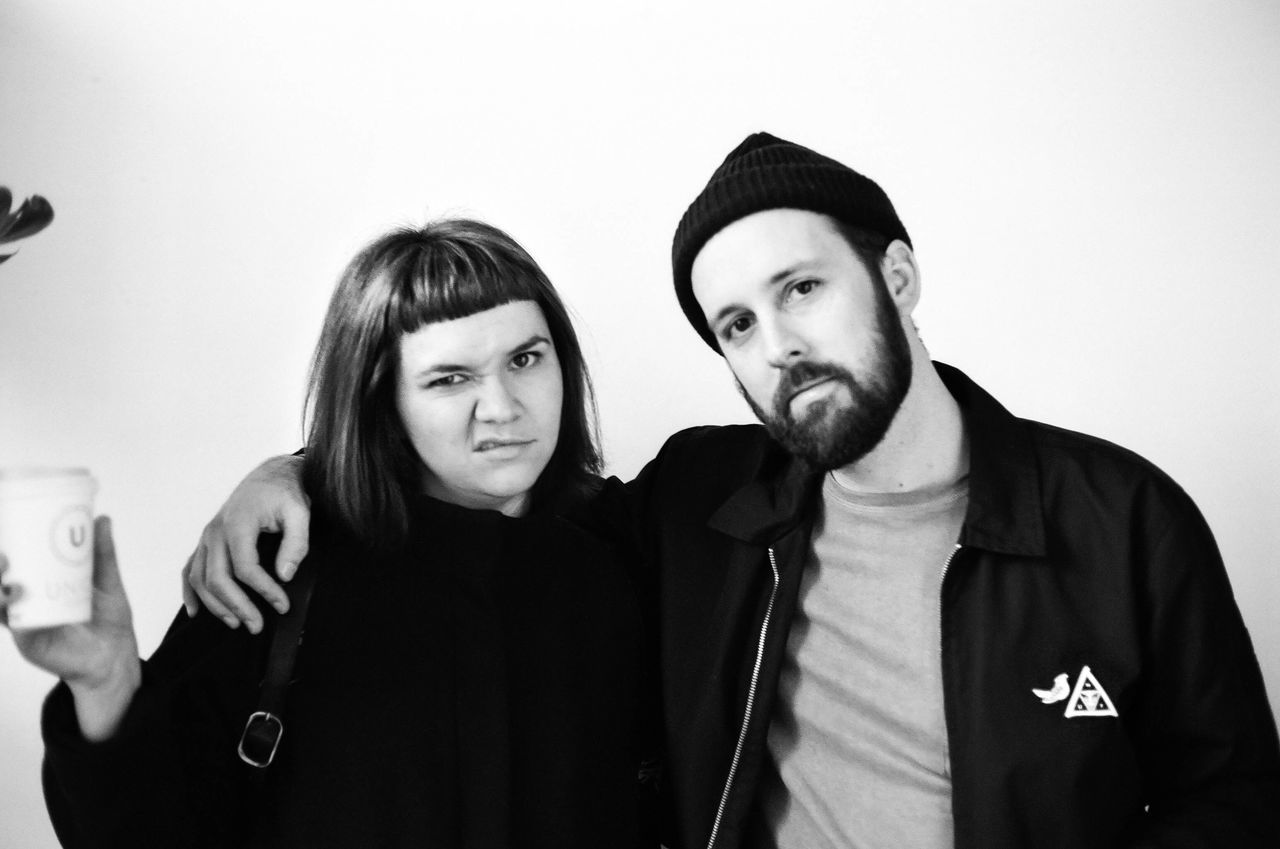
{"left": 474, "top": 375, "right": 521, "bottom": 422}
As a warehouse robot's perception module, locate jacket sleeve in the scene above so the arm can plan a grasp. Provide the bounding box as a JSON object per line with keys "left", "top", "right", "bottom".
{"left": 585, "top": 477, "right": 665, "bottom": 849}
{"left": 623, "top": 440, "right": 686, "bottom": 847}
{"left": 1128, "top": 494, "right": 1280, "bottom": 846}
{"left": 41, "top": 608, "right": 263, "bottom": 848}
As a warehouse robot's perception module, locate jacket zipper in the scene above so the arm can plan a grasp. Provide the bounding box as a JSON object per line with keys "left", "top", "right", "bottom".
{"left": 938, "top": 543, "right": 961, "bottom": 784}
{"left": 938, "top": 543, "right": 961, "bottom": 628}
{"left": 705, "top": 547, "right": 782, "bottom": 849}
{"left": 701, "top": 543, "right": 961, "bottom": 847}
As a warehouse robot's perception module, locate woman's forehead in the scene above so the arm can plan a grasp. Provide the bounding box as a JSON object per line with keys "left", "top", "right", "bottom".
{"left": 399, "top": 300, "right": 551, "bottom": 372}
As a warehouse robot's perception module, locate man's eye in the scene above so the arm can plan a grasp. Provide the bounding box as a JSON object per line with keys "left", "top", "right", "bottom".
{"left": 511, "top": 351, "right": 542, "bottom": 370}
{"left": 724, "top": 315, "right": 755, "bottom": 340}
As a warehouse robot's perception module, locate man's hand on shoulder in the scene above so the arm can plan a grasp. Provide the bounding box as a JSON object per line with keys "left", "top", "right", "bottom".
{"left": 182, "top": 454, "right": 310, "bottom": 635}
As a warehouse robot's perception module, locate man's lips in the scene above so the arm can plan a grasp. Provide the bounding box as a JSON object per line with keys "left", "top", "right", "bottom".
{"left": 786, "top": 377, "right": 837, "bottom": 405}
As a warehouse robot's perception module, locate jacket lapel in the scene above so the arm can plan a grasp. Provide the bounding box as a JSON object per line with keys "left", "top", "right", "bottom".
{"left": 935, "top": 363, "right": 1047, "bottom": 558}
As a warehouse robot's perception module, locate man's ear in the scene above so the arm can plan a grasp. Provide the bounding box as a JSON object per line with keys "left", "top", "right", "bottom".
{"left": 881, "top": 240, "right": 921, "bottom": 314}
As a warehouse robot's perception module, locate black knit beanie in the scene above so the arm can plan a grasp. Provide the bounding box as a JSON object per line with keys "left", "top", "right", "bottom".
{"left": 671, "top": 132, "right": 911, "bottom": 351}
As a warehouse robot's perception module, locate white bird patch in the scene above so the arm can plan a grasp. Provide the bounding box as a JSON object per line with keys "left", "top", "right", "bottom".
{"left": 1032, "top": 666, "right": 1120, "bottom": 717}
{"left": 1032, "top": 673, "right": 1070, "bottom": 704}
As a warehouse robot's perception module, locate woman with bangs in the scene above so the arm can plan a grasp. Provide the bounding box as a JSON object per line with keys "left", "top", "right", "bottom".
{"left": 5, "top": 219, "right": 655, "bottom": 848}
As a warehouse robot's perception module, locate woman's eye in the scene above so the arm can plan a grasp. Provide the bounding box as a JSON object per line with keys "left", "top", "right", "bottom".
{"left": 426, "top": 374, "right": 465, "bottom": 389}
{"left": 511, "top": 351, "right": 542, "bottom": 370}
{"left": 789, "top": 279, "right": 818, "bottom": 299}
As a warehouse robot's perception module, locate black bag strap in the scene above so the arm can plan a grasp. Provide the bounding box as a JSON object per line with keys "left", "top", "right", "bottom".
{"left": 237, "top": 563, "right": 319, "bottom": 770}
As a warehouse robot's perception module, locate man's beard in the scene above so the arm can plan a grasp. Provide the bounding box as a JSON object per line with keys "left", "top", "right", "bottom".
{"left": 741, "top": 280, "right": 913, "bottom": 471}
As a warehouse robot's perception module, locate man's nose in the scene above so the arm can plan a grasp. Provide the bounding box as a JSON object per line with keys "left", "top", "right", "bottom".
{"left": 760, "top": 317, "right": 808, "bottom": 369}
{"left": 474, "top": 375, "right": 522, "bottom": 422}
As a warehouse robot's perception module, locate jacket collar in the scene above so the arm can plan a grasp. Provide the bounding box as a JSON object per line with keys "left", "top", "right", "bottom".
{"left": 707, "top": 440, "right": 824, "bottom": 545}
{"left": 936, "top": 363, "right": 1045, "bottom": 557}
{"left": 707, "top": 362, "right": 1046, "bottom": 558}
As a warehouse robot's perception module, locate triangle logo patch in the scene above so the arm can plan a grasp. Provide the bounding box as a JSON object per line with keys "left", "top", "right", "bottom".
{"left": 1063, "top": 665, "right": 1118, "bottom": 718}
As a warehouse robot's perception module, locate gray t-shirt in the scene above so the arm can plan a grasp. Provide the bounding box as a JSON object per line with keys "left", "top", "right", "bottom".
{"left": 753, "top": 472, "right": 968, "bottom": 849}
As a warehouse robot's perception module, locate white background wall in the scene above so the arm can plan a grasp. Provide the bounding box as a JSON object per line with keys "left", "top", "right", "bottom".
{"left": 3, "top": 1, "right": 1278, "bottom": 845}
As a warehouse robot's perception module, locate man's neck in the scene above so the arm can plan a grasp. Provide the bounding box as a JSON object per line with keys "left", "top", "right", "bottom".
{"left": 829, "top": 356, "right": 968, "bottom": 495}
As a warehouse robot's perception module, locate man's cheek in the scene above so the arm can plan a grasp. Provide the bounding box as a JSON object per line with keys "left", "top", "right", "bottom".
{"left": 730, "top": 366, "right": 772, "bottom": 409}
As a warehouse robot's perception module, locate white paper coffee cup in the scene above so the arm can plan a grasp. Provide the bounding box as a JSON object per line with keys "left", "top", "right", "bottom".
{"left": 0, "top": 467, "right": 97, "bottom": 629}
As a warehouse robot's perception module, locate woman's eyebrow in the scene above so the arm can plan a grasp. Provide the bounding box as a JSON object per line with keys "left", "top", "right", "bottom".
{"left": 505, "top": 333, "right": 551, "bottom": 356}
{"left": 412, "top": 334, "right": 552, "bottom": 380}
{"left": 409, "top": 357, "right": 478, "bottom": 379}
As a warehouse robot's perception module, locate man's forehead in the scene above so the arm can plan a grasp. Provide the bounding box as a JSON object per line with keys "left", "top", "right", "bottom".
{"left": 692, "top": 210, "right": 850, "bottom": 287}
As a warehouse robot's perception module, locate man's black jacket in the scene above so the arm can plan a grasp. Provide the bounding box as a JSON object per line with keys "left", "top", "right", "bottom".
{"left": 622, "top": 363, "right": 1280, "bottom": 849}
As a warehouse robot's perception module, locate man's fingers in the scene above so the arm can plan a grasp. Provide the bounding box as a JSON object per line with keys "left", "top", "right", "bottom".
{"left": 223, "top": 523, "right": 287, "bottom": 618}
{"left": 212, "top": 581, "right": 264, "bottom": 635}
{"left": 224, "top": 517, "right": 263, "bottom": 583}
{"left": 181, "top": 549, "right": 200, "bottom": 618}
{"left": 181, "top": 581, "right": 198, "bottom": 618}
{"left": 191, "top": 581, "right": 239, "bottom": 628}
{"left": 187, "top": 547, "right": 246, "bottom": 629}
{"left": 227, "top": 528, "right": 289, "bottom": 614}
{"left": 204, "top": 541, "right": 265, "bottom": 634}
{"left": 236, "top": 565, "right": 288, "bottom": 617}
{"left": 198, "top": 536, "right": 247, "bottom": 630}
{"left": 274, "top": 503, "right": 311, "bottom": 584}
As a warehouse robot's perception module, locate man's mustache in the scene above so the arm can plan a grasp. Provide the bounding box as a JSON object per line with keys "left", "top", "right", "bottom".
{"left": 773, "top": 360, "right": 853, "bottom": 420}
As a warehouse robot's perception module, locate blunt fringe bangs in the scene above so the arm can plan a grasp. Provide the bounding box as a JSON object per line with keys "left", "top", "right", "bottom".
{"left": 304, "top": 219, "right": 602, "bottom": 549}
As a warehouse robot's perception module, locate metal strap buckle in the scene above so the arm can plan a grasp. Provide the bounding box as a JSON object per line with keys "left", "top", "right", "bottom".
{"left": 238, "top": 711, "right": 283, "bottom": 768}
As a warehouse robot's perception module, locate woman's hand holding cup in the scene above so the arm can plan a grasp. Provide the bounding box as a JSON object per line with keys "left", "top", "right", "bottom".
{"left": 1, "top": 517, "right": 142, "bottom": 742}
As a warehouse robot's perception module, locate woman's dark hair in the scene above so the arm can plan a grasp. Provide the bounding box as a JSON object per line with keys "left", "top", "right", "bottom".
{"left": 304, "top": 218, "right": 601, "bottom": 548}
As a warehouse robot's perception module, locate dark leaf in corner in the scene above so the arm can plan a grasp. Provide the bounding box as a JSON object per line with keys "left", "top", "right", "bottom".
{"left": 0, "top": 253, "right": 12, "bottom": 264}
{"left": 0, "top": 187, "right": 11, "bottom": 218}
{"left": 0, "top": 194, "right": 55, "bottom": 244}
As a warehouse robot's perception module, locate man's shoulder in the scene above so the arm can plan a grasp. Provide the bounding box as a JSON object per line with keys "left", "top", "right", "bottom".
{"left": 631, "top": 423, "right": 777, "bottom": 503}
{"left": 1020, "top": 417, "right": 1200, "bottom": 520}
{"left": 657, "top": 423, "right": 773, "bottom": 459}
{"left": 1025, "top": 417, "right": 1168, "bottom": 478}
